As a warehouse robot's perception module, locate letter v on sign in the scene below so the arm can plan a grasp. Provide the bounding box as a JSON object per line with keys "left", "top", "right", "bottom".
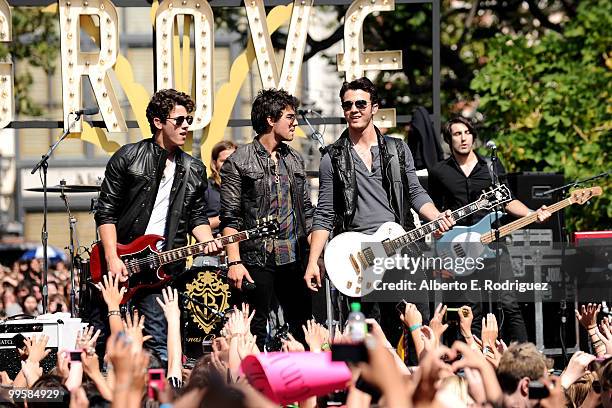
{"left": 244, "top": 0, "right": 313, "bottom": 94}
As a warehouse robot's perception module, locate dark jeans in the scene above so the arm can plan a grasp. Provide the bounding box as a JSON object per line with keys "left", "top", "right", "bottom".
{"left": 236, "top": 258, "right": 311, "bottom": 351}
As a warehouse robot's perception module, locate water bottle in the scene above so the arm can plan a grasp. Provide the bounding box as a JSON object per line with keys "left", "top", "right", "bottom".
{"left": 347, "top": 302, "right": 367, "bottom": 343}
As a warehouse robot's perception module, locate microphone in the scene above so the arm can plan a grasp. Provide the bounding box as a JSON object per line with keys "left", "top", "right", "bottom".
{"left": 72, "top": 107, "right": 99, "bottom": 116}
{"left": 485, "top": 140, "right": 497, "bottom": 150}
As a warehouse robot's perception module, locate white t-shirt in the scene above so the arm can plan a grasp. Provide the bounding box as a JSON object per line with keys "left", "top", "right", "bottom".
{"left": 145, "top": 157, "right": 176, "bottom": 249}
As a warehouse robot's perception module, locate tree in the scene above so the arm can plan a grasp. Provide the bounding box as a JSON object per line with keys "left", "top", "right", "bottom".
{"left": 0, "top": 8, "right": 59, "bottom": 116}
{"left": 471, "top": 0, "right": 611, "bottom": 232}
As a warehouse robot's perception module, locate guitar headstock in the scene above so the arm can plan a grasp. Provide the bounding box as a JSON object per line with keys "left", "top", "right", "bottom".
{"left": 477, "top": 184, "right": 512, "bottom": 210}
{"left": 251, "top": 216, "right": 279, "bottom": 239}
{"left": 569, "top": 186, "right": 603, "bottom": 205}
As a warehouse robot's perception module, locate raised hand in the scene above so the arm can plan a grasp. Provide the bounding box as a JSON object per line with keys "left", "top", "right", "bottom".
{"left": 237, "top": 334, "right": 257, "bottom": 361}
{"left": 575, "top": 303, "right": 600, "bottom": 330}
{"left": 560, "top": 351, "right": 596, "bottom": 389}
{"left": 302, "top": 319, "right": 328, "bottom": 352}
{"left": 95, "top": 273, "right": 127, "bottom": 310}
{"left": 155, "top": 287, "right": 181, "bottom": 321}
{"left": 24, "top": 335, "right": 50, "bottom": 364}
{"left": 598, "top": 317, "right": 612, "bottom": 354}
{"left": 122, "top": 309, "right": 152, "bottom": 351}
{"left": 76, "top": 326, "right": 101, "bottom": 351}
{"left": 459, "top": 305, "right": 474, "bottom": 340}
{"left": 399, "top": 302, "right": 423, "bottom": 329}
{"left": 224, "top": 308, "right": 248, "bottom": 337}
{"left": 429, "top": 303, "right": 449, "bottom": 342}
{"left": 481, "top": 313, "right": 498, "bottom": 349}
{"left": 281, "top": 333, "right": 305, "bottom": 352}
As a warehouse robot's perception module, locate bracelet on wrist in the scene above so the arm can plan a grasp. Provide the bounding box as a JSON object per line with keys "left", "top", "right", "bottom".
{"left": 107, "top": 310, "right": 121, "bottom": 317}
{"left": 321, "top": 342, "right": 331, "bottom": 351}
{"left": 227, "top": 260, "right": 243, "bottom": 267}
{"left": 408, "top": 323, "right": 422, "bottom": 332}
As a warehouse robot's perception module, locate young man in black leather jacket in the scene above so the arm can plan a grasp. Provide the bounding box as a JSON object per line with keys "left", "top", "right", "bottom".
{"left": 94, "top": 89, "right": 219, "bottom": 360}
{"left": 220, "top": 89, "right": 314, "bottom": 350}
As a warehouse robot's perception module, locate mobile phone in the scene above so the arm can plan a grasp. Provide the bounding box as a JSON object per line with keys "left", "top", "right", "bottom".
{"left": 528, "top": 381, "right": 550, "bottom": 400}
{"left": 331, "top": 343, "right": 368, "bottom": 363}
{"left": 395, "top": 299, "right": 408, "bottom": 315}
{"left": 148, "top": 368, "right": 166, "bottom": 399}
{"left": 202, "top": 340, "right": 213, "bottom": 354}
{"left": 444, "top": 307, "right": 460, "bottom": 323}
{"left": 67, "top": 350, "right": 83, "bottom": 362}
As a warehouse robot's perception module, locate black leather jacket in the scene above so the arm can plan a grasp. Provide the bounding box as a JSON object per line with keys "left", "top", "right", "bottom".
{"left": 219, "top": 138, "right": 314, "bottom": 267}
{"left": 95, "top": 138, "right": 210, "bottom": 251}
{"left": 329, "top": 127, "right": 417, "bottom": 235}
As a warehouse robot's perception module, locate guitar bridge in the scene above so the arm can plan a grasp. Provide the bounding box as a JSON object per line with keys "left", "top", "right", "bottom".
{"left": 349, "top": 254, "right": 361, "bottom": 274}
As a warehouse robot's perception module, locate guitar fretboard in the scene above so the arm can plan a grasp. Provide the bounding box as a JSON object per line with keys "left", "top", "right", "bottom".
{"left": 157, "top": 231, "right": 250, "bottom": 265}
{"left": 391, "top": 202, "right": 482, "bottom": 249}
{"left": 480, "top": 197, "right": 572, "bottom": 244}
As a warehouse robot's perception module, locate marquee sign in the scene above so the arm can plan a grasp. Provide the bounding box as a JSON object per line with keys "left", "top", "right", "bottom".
{"left": 1, "top": 0, "right": 403, "bottom": 159}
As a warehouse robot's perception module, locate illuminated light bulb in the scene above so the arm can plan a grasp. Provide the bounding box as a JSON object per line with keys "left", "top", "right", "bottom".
{"left": 102, "top": 92, "right": 108, "bottom": 97}
{"left": 381, "top": 115, "right": 386, "bottom": 120}
{"left": 67, "top": 33, "right": 72, "bottom": 39}
{"left": 66, "top": 1, "right": 70, "bottom": 6}
{"left": 182, "top": 0, "right": 187, "bottom": 4}
{"left": 85, "top": 61, "right": 90, "bottom": 66}
{"left": 392, "top": 57, "right": 397, "bottom": 62}
{"left": 100, "top": 3, "right": 104, "bottom": 9}
{"left": 196, "top": 3, "right": 200, "bottom": 7}
{"left": 84, "top": 1, "right": 88, "bottom": 6}
{"left": 168, "top": 2, "right": 173, "bottom": 8}
{"left": 100, "top": 59, "right": 105, "bottom": 65}
{"left": 378, "top": 57, "right": 383, "bottom": 62}
{"left": 365, "top": 58, "right": 370, "bottom": 63}
{"left": 107, "top": 107, "right": 113, "bottom": 113}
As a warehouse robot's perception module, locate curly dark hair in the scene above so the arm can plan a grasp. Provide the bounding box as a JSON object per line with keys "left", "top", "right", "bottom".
{"left": 339, "top": 77, "right": 379, "bottom": 105}
{"left": 251, "top": 88, "right": 299, "bottom": 135}
{"left": 442, "top": 116, "right": 477, "bottom": 145}
{"left": 146, "top": 89, "right": 195, "bottom": 134}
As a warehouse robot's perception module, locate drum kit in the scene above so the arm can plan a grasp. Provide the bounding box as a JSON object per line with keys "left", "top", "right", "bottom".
{"left": 25, "top": 180, "right": 230, "bottom": 358}
{"left": 25, "top": 179, "right": 102, "bottom": 318}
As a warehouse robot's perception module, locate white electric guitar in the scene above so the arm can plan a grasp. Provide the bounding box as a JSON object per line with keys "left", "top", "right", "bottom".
{"left": 324, "top": 185, "right": 512, "bottom": 297}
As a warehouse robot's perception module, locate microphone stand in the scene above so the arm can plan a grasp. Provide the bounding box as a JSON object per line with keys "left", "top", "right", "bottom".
{"left": 299, "top": 110, "right": 327, "bottom": 155}
{"left": 299, "top": 110, "right": 335, "bottom": 336}
{"left": 59, "top": 180, "right": 80, "bottom": 317}
{"left": 31, "top": 112, "right": 85, "bottom": 314}
{"left": 489, "top": 146, "right": 503, "bottom": 320}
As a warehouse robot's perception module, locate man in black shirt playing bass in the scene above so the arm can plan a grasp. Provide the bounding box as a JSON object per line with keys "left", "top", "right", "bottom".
{"left": 428, "top": 116, "right": 551, "bottom": 342}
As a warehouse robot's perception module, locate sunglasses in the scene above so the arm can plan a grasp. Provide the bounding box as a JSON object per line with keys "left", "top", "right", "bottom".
{"left": 341, "top": 100, "right": 369, "bottom": 111}
{"left": 166, "top": 115, "right": 194, "bottom": 126}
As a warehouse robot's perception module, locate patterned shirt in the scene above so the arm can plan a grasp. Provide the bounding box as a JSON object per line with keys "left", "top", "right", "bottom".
{"left": 266, "top": 156, "right": 297, "bottom": 265}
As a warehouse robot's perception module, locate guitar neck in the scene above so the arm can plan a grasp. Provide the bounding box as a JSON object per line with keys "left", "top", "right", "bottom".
{"left": 481, "top": 197, "right": 573, "bottom": 243}
{"left": 392, "top": 201, "right": 484, "bottom": 248}
{"left": 158, "top": 231, "right": 250, "bottom": 265}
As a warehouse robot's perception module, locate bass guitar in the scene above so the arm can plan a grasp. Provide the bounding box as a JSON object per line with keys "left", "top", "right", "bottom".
{"left": 435, "top": 186, "right": 602, "bottom": 276}
{"left": 324, "top": 185, "right": 512, "bottom": 297}
{"left": 89, "top": 218, "right": 278, "bottom": 303}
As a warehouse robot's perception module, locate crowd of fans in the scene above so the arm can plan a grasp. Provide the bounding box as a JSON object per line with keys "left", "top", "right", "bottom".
{"left": 0, "top": 258, "right": 71, "bottom": 318}
{"left": 0, "top": 264, "right": 611, "bottom": 407}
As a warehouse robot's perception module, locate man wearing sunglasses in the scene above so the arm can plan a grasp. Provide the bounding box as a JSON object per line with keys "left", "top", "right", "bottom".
{"left": 94, "top": 89, "right": 220, "bottom": 361}
{"left": 220, "top": 88, "right": 314, "bottom": 351}
{"left": 304, "top": 77, "right": 454, "bottom": 355}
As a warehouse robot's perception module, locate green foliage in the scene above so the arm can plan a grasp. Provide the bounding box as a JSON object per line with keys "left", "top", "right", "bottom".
{"left": 471, "top": 0, "right": 611, "bottom": 232}
{"left": 0, "top": 7, "right": 59, "bottom": 115}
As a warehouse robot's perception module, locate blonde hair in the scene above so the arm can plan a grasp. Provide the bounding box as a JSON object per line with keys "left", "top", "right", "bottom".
{"left": 496, "top": 342, "right": 547, "bottom": 393}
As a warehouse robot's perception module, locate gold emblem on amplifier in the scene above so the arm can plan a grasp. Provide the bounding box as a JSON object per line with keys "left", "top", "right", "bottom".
{"left": 185, "top": 271, "right": 230, "bottom": 334}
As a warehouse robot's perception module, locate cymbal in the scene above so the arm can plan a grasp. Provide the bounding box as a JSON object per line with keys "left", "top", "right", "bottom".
{"left": 25, "top": 184, "right": 101, "bottom": 193}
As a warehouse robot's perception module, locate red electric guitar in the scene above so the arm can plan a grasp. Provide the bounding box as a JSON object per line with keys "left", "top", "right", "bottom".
{"left": 89, "top": 217, "right": 278, "bottom": 303}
